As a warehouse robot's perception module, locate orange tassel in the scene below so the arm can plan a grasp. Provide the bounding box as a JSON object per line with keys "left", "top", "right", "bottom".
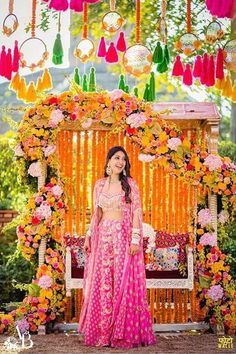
{"left": 36, "top": 77, "right": 44, "bottom": 92}
{"left": 25, "top": 81, "right": 37, "bottom": 103}
{"left": 232, "top": 81, "right": 236, "bottom": 102}
{"left": 41, "top": 68, "right": 53, "bottom": 90}
{"left": 222, "top": 75, "right": 233, "bottom": 98}
{"left": 9, "top": 72, "right": 21, "bottom": 91}
{"left": 17, "top": 77, "right": 27, "bottom": 100}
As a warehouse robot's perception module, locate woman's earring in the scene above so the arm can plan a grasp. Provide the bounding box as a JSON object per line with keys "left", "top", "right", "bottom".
{"left": 106, "top": 164, "right": 112, "bottom": 176}
{"left": 123, "top": 169, "right": 126, "bottom": 176}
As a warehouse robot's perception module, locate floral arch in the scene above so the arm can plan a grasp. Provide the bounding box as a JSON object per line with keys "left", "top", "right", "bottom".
{"left": 1, "top": 89, "right": 235, "bottom": 334}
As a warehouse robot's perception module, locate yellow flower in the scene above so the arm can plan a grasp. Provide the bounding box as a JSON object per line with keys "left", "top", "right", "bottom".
{"left": 159, "top": 131, "right": 168, "bottom": 142}
{"left": 211, "top": 260, "right": 226, "bottom": 273}
{"left": 157, "top": 145, "right": 169, "bottom": 154}
{"left": 141, "top": 136, "right": 150, "bottom": 146}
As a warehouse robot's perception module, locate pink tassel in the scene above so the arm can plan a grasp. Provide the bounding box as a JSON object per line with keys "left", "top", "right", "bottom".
{"left": 206, "top": 55, "right": 215, "bottom": 87}
{"left": 5, "top": 49, "right": 13, "bottom": 80}
{"left": 183, "top": 63, "right": 193, "bottom": 86}
{"left": 116, "top": 32, "right": 126, "bottom": 52}
{"left": 12, "top": 40, "right": 20, "bottom": 72}
{"left": 216, "top": 48, "right": 224, "bottom": 80}
{"left": 200, "top": 53, "right": 208, "bottom": 85}
{"left": 105, "top": 42, "right": 118, "bottom": 63}
{"left": 49, "top": 0, "right": 69, "bottom": 11}
{"left": 97, "top": 37, "right": 106, "bottom": 57}
{"left": 193, "top": 55, "right": 202, "bottom": 78}
{"left": 70, "top": 0, "right": 83, "bottom": 11}
{"left": 0, "top": 46, "right": 7, "bottom": 77}
{"left": 172, "top": 55, "right": 184, "bottom": 76}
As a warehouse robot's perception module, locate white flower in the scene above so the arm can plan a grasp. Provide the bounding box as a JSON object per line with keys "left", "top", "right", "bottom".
{"left": 138, "top": 153, "right": 155, "bottom": 163}
{"left": 35, "top": 202, "right": 52, "bottom": 219}
{"left": 28, "top": 161, "right": 42, "bottom": 177}
{"left": 167, "top": 137, "right": 182, "bottom": 151}
{"left": 109, "top": 89, "right": 124, "bottom": 101}
{"left": 203, "top": 154, "right": 223, "bottom": 171}
{"left": 43, "top": 145, "right": 56, "bottom": 157}
{"left": 218, "top": 210, "right": 228, "bottom": 225}
{"left": 51, "top": 185, "right": 63, "bottom": 198}
{"left": 81, "top": 118, "right": 93, "bottom": 129}
{"left": 14, "top": 144, "right": 24, "bottom": 156}
{"left": 48, "top": 109, "right": 64, "bottom": 128}
{"left": 126, "top": 112, "right": 147, "bottom": 128}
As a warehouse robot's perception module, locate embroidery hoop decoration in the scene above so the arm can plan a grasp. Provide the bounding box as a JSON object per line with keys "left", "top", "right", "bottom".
{"left": 2, "top": 0, "right": 19, "bottom": 37}
{"left": 205, "top": 18, "right": 224, "bottom": 44}
{"left": 123, "top": 0, "right": 152, "bottom": 77}
{"left": 223, "top": 39, "right": 236, "bottom": 72}
{"left": 74, "top": 3, "right": 95, "bottom": 63}
{"left": 19, "top": 0, "right": 49, "bottom": 71}
{"left": 102, "top": 0, "right": 125, "bottom": 34}
{"left": 175, "top": 0, "right": 201, "bottom": 56}
{"left": 156, "top": 0, "right": 167, "bottom": 44}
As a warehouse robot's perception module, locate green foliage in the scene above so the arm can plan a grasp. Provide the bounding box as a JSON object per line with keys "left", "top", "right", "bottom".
{"left": 219, "top": 141, "right": 236, "bottom": 163}
{"left": 0, "top": 132, "right": 29, "bottom": 211}
{"left": 218, "top": 223, "right": 236, "bottom": 280}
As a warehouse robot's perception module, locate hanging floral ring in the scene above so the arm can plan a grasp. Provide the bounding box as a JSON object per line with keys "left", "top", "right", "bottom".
{"left": 74, "top": 38, "right": 95, "bottom": 63}
{"left": 123, "top": 44, "right": 152, "bottom": 77}
{"left": 174, "top": 32, "right": 202, "bottom": 56}
{"left": 223, "top": 39, "right": 236, "bottom": 72}
{"left": 19, "top": 37, "right": 49, "bottom": 71}
{"left": 102, "top": 11, "right": 125, "bottom": 33}
{"left": 205, "top": 20, "right": 224, "bottom": 44}
{"left": 2, "top": 13, "right": 19, "bottom": 37}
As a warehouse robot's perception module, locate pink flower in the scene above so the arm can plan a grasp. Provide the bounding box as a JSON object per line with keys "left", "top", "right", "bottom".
{"left": 35, "top": 202, "right": 52, "bottom": 219}
{"left": 52, "top": 262, "right": 59, "bottom": 269}
{"left": 200, "top": 232, "right": 217, "bottom": 246}
{"left": 81, "top": 118, "right": 93, "bottom": 129}
{"left": 35, "top": 196, "right": 44, "bottom": 204}
{"left": 207, "top": 284, "right": 224, "bottom": 301}
{"left": 38, "top": 275, "right": 53, "bottom": 289}
{"left": 167, "top": 137, "right": 182, "bottom": 151}
{"left": 25, "top": 241, "right": 30, "bottom": 247}
{"left": 27, "top": 236, "right": 33, "bottom": 242}
{"left": 14, "top": 144, "right": 24, "bottom": 156}
{"left": 48, "top": 109, "right": 64, "bottom": 128}
{"left": 43, "top": 145, "right": 56, "bottom": 157}
{"left": 203, "top": 154, "right": 223, "bottom": 171}
{"left": 198, "top": 208, "right": 213, "bottom": 227}
{"left": 126, "top": 113, "right": 147, "bottom": 128}
{"left": 32, "top": 243, "right": 39, "bottom": 249}
{"left": 109, "top": 89, "right": 124, "bottom": 101}
{"left": 15, "top": 318, "right": 29, "bottom": 334}
{"left": 28, "top": 161, "right": 42, "bottom": 177}
{"left": 51, "top": 185, "right": 63, "bottom": 198}
{"left": 138, "top": 153, "right": 155, "bottom": 162}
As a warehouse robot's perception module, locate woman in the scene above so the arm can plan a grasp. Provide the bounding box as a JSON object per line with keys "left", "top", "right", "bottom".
{"left": 78, "top": 146, "right": 156, "bottom": 348}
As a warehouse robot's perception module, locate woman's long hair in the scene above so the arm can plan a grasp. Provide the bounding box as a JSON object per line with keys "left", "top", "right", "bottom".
{"left": 104, "top": 146, "right": 132, "bottom": 203}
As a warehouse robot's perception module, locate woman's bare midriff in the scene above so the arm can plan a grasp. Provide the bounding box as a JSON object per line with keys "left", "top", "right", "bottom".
{"left": 101, "top": 211, "right": 123, "bottom": 220}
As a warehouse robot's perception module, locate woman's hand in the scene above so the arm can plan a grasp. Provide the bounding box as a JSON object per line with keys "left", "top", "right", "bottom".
{"left": 129, "top": 243, "right": 140, "bottom": 256}
{"left": 83, "top": 236, "right": 91, "bottom": 254}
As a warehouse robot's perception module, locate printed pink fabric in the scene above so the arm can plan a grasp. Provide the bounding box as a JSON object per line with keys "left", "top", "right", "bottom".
{"left": 78, "top": 178, "right": 156, "bottom": 348}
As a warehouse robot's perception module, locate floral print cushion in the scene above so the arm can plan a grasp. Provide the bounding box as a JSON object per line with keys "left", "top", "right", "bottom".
{"left": 154, "top": 245, "right": 179, "bottom": 271}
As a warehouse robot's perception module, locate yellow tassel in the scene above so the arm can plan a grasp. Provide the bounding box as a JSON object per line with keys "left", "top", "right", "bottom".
{"left": 36, "top": 77, "right": 43, "bottom": 92}
{"left": 17, "top": 77, "right": 27, "bottom": 101}
{"left": 215, "top": 78, "right": 224, "bottom": 90}
{"left": 9, "top": 72, "right": 21, "bottom": 92}
{"left": 232, "top": 81, "right": 236, "bottom": 102}
{"left": 41, "top": 68, "right": 53, "bottom": 90}
{"left": 25, "top": 81, "right": 37, "bottom": 103}
{"left": 222, "top": 75, "right": 233, "bottom": 98}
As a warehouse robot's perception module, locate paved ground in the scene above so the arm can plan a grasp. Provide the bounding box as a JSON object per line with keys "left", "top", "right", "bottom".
{"left": 0, "top": 332, "right": 235, "bottom": 354}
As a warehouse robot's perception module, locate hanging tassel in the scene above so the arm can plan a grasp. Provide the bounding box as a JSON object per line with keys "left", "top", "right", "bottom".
{"left": 82, "top": 74, "right": 88, "bottom": 91}
{"left": 5, "top": 49, "right": 13, "bottom": 80}
{"left": 41, "top": 68, "right": 53, "bottom": 90}
{"left": 193, "top": 55, "right": 202, "bottom": 78}
{"left": 231, "top": 81, "right": 236, "bottom": 102}
{"left": 0, "top": 46, "right": 7, "bottom": 77}
{"left": 149, "top": 72, "right": 155, "bottom": 101}
{"left": 9, "top": 72, "right": 21, "bottom": 91}
{"left": 74, "top": 67, "right": 81, "bottom": 85}
{"left": 152, "top": 42, "right": 163, "bottom": 64}
{"left": 105, "top": 42, "right": 118, "bottom": 63}
{"left": 172, "top": 55, "right": 184, "bottom": 76}
{"left": 88, "top": 67, "right": 96, "bottom": 92}
{"left": 97, "top": 37, "right": 106, "bottom": 58}
{"left": 215, "top": 77, "right": 225, "bottom": 90}
{"left": 183, "top": 63, "right": 193, "bottom": 86}
{"left": 133, "top": 87, "right": 138, "bottom": 98}
{"left": 222, "top": 75, "right": 233, "bottom": 98}
{"left": 17, "top": 77, "right": 27, "bottom": 101}
{"left": 36, "top": 76, "right": 44, "bottom": 92}
{"left": 49, "top": 0, "right": 69, "bottom": 11}
{"left": 143, "top": 83, "right": 150, "bottom": 101}
{"left": 200, "top": 53, "right": 208, "bottom": 85}
{"left": 206, "top": 55, "right": 215, "bottom": 87}
{"left": 116, "top": 32, "right": 126, "bottom": 52}
{"left": 216, "top": 48, "right": 224, "bottom": 80}
{"left": 25, "top": 81, "right": 37, "bottom": 103}
{"left": 164, "top": 44, "right": 170, "bottom": 64}
{"left": 52, "top": 33, "right": 63, "bottom": 65}
{"left": 118, "top": 74, "right": 125, "bottom": 90}
{"left": 12, "top": 41, "right": 20, "bottom": 72}
{"left": 157, "top": 57, "right": 168, "bottom": 73}
{"left": 70, "top": 0, "right": 83, "bottom": 12}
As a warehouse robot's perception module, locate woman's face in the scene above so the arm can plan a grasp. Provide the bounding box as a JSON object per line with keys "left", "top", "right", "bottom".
{"left": 109, "top": 151, "right": 126, "bottom": 175}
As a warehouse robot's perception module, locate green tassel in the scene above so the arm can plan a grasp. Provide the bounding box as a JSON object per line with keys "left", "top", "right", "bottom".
{"left": 118, "top": 74, "right": 126, "bottom": 91}
{"left": 164, "top": 44, "right": 170, "bottom": 64}
{"left": 89, "top": 67, "right": 96, "bottom": 92}
{"left": 52, "top": 33, "right": 63, "bottom": 65}
{"left": 74, "top": 68, "right": 81, "bottom": 85}
{"left": 149, "top": 72, "right": 155, "bottom": 101}
{"left": 152, "top": 42, "right": 163, "bottom": 64}
{"left": 143, "top": 83, "right": 149, "bottom": 101}
{"left": 124, "top": 85, "right": 129, "bottom": 93}
{"left": 157, "top": 57, "right": 168, "bottom": 73}
{"left": 82, "top": 74, "right": 88, "bottom": 92}
{"left": 133, "top": 87, "right": 138, "bottom": 98}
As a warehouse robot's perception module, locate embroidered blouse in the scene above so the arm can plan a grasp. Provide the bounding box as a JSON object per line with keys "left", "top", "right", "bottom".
{"left": 98, "top": 192, "right": 124, "bottom": 212}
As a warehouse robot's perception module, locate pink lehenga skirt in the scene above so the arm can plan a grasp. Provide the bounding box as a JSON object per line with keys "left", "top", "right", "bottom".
{"left": 79, "top": 218, "right": 156, "bottom": 348}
